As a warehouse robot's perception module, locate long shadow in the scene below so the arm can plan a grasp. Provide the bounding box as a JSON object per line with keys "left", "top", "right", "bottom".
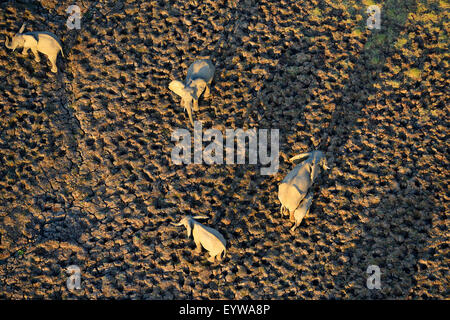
{"left": 311, "top": 0, "right": 447, "bottom": 298}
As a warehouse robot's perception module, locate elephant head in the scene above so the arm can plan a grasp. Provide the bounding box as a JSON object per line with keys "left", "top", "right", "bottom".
{"left": 290, "top": 150, "right": 329, "bottom": 180}
{"left": 170, "top": 215, "right": 209, "bottom": 238}
{"left": 169, "top": 78, "right": 207, "bottom": 126}
{"left": 5, "top": 23, "right": 26, "bottom": 51}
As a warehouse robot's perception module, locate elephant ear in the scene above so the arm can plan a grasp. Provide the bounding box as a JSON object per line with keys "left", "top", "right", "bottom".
{"left": 169, "top": 80, "right": 186, "bottom": 98}
{"left": 189, "top": 78, "right": 207, "bottom": 99}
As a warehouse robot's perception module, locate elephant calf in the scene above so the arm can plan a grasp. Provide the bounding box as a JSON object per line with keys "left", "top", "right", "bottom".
{"left": 5, "top": 23, "right": 64, "bottom": 73}
{"left": 171, "top": 215, "right": 226, "bottom": 263}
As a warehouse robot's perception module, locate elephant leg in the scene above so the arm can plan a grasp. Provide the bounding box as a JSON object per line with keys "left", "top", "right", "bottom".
{"left": 194, "top": 241, "right": 202, "bottom": 254}
{"left": 193, "top": 99, "right": 199, "bottom": 111}
{"left": 289, "top": 211, "right": 295, "bottom": 222}
{"left": 292, "top": 213, "right": 306, "bottom": 232}
{"left": 31, "top": 48, "right": 40, "bottom": 62}
{"left": 290, "top": 223, "right": 298, "bottom": 233}
{"left": 216, "top": 251, "right": 224, "bottom": 262}
{"left": 296, "top": 208, "right": 310, "bottom": 227}
{"left": 203, "top": 85, "right": 210, "bottom": 98}
{"left": 207, "top": 254, "right": 216, "bottom": 263}
{"left": 281, "top": 206, "right": 290, "bottom": 217}
{"left": 22, "top": 47, "right": 29, "bottom": 56}
{"left": 48, "top": 54, "right": 58, "bottom": 73}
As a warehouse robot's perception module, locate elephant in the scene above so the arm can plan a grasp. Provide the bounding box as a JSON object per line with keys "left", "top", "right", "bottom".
{"left": 278, "top": 151, "right": 329, "bottom": 221}
{"left": 171, "top": 215, "right": 226, "bottom": 263}
{"left": 5, "top": 23, "right": 64, "bottom": 73}
{"left": 169, "top": 59, "right": 215, "bottom": 126}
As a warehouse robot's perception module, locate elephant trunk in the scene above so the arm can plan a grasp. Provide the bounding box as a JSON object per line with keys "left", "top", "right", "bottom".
{"left": 184, "top": 99, "right": 194, "bottom": 127}
{"left": 5, "top": 36, "right": 13, "bottom": 49}
{"left": 171, "top": 222, "right": 183, "bottom": 227}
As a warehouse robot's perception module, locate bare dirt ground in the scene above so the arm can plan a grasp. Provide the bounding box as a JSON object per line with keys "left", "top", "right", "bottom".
{"left": 0, "top": 0, "right": 448, "bottom": 299}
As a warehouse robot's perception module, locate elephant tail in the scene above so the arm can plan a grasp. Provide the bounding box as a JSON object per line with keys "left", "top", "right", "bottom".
{"left": 56, "top": 40, "right": 64, "bottom": 57}
{"left": 55, "top": 36, "right": 64, "bottom": 57}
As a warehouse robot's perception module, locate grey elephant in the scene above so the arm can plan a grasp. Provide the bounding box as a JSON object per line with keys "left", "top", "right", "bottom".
{"left": 5, "top": 23, "right": 64, "bottom": 73}
{"left": 171, "top": 215, "right": 226, "bottom": 263}
{"left": 169, "top": 59, "right": 215, "bottom": 126}
{"left": 278, "top": 151, "right": 329, "bottom": 221}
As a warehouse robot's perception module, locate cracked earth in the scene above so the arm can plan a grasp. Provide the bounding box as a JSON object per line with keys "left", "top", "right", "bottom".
{"left": 0, "top": 0, "right": 448, "bottom": 299}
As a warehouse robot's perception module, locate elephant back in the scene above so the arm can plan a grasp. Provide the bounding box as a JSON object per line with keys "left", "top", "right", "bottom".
{"left": 195, "top": 224, "right": 226, "bottom": 250}
{"left": 25, "top": 31, "right": 63, "bottom": 49}
{"left": 186, "top": 59, "right": 215, "bottom": 83}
